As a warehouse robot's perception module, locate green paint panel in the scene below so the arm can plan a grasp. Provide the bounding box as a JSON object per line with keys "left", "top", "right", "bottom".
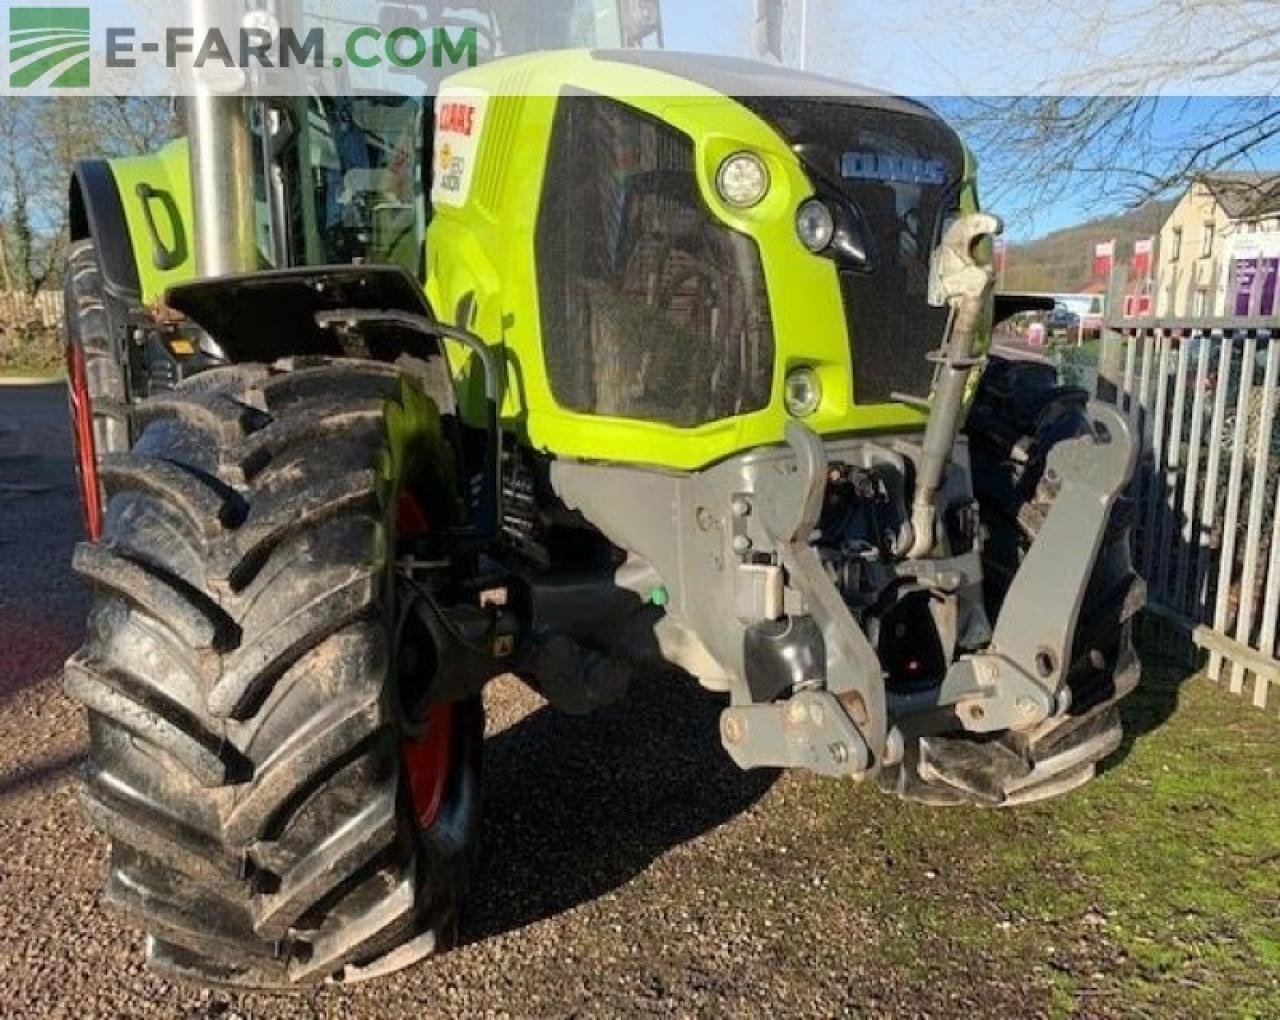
{"left": 107, "top": 140, "right": 197, "bottom": 303}
{"left": 426, "top": 52, "right": 981, "bottom": 471}
{"left": 88, "top": 51, "right": 986, "bottom": 473}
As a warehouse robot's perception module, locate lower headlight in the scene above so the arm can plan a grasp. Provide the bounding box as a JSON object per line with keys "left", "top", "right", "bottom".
{"left": 796, "top": 199, "right": 835, "bottom": 252}
{"left": 784, "top": 367, "right": 822, "bottom": 417}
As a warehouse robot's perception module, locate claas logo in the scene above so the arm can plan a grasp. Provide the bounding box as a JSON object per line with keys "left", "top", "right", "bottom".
{"left": 437, "top": 101, "right": 476, "bottom": 136}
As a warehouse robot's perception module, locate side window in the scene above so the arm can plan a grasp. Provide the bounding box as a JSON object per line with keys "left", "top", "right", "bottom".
{"left": 294, "top": 96, "right": 425, "bottom": 274}
{"left": 1201, "top": 221, "right": 1215, "bottom": 258}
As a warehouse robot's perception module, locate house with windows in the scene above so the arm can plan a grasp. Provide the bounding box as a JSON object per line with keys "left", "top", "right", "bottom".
{"left": 1154, "top": 172, "right": 1280, "bottom": 318}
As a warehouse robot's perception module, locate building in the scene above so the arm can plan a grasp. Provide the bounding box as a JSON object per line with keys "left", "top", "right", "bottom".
{"left": 1154, "top": 172, "right": 1280, "bottom": 318}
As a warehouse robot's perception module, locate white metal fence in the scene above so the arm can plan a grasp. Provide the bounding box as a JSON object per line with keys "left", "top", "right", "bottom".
{"left": 1097, "top": 319, "right": 1280, "bottom": 710}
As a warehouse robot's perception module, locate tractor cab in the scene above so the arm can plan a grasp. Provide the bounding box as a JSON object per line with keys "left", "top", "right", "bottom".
{"left": 245, "top": 1, "right": 663, "bottom": 276}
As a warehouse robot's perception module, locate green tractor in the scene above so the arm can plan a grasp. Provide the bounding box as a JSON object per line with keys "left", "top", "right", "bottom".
{"left": 62, "top": 0, "right": 1141, "bottom": 989}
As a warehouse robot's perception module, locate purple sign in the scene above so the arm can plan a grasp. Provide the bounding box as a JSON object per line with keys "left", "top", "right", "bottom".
{"left": 1232, "top": 256, "right": 1280, "bottom": 316}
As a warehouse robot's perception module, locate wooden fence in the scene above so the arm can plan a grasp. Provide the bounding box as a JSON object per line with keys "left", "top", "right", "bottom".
{"left": 0, "top": 290, "right": 64, "bottom": 331}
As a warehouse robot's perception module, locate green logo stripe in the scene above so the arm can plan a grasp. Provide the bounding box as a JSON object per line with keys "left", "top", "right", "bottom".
{"left": 11, "top": 32, "right": 88, "bottom": 63}
{"left": 10, "top": 27, "right": 88, "bottom": 43}
{"left": 8, "top": 7, "right": 90, "bottom": 88}
{"left": 47, "top": 53, "right": 89, "bottom": 88}
{"left": 9, "top": 7, "right": 88, "bottom": 32}
{"left": 9, "top": 40, "right": 89, "bottom": 88}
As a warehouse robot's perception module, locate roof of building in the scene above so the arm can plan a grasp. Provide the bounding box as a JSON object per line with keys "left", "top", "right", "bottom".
{"left": 1199, "top": 172, "right": 1280, "bottom": 220}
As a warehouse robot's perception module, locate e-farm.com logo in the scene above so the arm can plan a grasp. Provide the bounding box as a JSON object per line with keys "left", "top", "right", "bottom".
{"left": 8, "top": 6, "right": 90, "bottom": 89}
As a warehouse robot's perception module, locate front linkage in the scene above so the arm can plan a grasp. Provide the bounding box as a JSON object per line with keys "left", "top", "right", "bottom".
{"left": 157, "top": 214, "right": 1136, "bottom": 801}
{"left": 548, "top": 213, "right": 1140, "bottom": 799}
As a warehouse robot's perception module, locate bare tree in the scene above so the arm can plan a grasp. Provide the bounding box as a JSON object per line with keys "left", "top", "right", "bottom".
{"left": 0, "top": 97, "right": 174, "bottom": 293}
{"left": 951, "top": 96, "right": 1280, "bottom": 225}
{"left": 943, "top": 1, "right": 1280, "bottom": 225}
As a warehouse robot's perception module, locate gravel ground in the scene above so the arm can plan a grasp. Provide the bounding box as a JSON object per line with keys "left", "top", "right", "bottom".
{"left": 2, "top": 383, "right": 1276, "bottom": 1019}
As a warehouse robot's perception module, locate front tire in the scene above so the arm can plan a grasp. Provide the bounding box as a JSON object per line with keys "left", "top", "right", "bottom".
{"left": 67, "top": 358, "right": 481, "bottom": 987}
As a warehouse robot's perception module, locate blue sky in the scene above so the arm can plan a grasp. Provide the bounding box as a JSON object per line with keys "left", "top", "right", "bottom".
{"left": 659, "top": 4, "right": 1280, "bottom": 241}
{"left": 63, "top": 2, "right": 1280, "bottom": 242}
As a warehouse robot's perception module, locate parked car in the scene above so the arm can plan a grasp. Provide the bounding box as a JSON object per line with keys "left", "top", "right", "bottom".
{"left": 1044, "top": 303, "right": 1080, "bottom": 337}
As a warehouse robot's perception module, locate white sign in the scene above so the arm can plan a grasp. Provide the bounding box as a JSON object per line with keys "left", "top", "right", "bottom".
{"left": 430, "top": 87, "right": 489, "bottom": 209}
{"left": 1230, "top": 230, "right": 1280, "bottom": 262}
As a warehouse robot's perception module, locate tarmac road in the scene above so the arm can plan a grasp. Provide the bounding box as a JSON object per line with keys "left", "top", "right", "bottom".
{"left": 0, "top": 383, "right": 1112, "bottom": 1018}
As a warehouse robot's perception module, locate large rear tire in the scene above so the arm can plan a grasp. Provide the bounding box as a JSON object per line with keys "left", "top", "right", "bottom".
{"left": 880, "top": 355, "right": 1143, "bottom": 806}
{"left": 66, "top": 358, "right": 482, "bottom": 987}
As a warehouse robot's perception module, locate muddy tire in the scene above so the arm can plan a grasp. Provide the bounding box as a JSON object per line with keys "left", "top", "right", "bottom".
{"left": 63, "top": 239, "right": 130, "bottom": 537}
{"left": 66, "top": 358, "right": 482, "bottom": 987}
{"left": 880, "top": 355, "right": 1143, "bottom": 806}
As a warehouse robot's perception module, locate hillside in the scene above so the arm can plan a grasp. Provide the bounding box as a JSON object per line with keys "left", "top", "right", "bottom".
{"left": 1002, "top": 200, "right": 1175, "bottom": 293}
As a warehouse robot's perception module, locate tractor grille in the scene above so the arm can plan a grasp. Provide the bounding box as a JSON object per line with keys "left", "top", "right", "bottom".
{"left": 739, "top": 97, "right": 966, "bottom": 404}
{"left": 536, "top": 93, "right": 775, "bottom": 428}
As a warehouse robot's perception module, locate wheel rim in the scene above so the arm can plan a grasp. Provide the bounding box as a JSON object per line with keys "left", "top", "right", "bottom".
{"left": 66, "top": 340, "right": 103, "bottom": 541}
{"left": 404, "top": 703, "right": 455, "bottom": 828}
{"left": 396, "top": 490, "right": 456, "bottom": 831}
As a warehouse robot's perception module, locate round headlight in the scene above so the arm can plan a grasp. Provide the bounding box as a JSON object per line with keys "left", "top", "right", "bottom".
{"left": 784, "top": 367, "right": 822, "bottom": 418}
{"left": 796, "top": 199, "right": 835, "bottom": 252}
{"left": 717, "top": 152, "right": 769, "bottom": 208}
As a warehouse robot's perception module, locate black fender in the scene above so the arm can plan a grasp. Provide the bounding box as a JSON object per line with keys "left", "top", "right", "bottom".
{"left": 69, "top": 160, "right": 142, "bottom": 302}
{"left": 164, "top": 265, "right": 449, "bottom": 366}
{"left": 68, "top": 160, "right": 147, "bottom": 413}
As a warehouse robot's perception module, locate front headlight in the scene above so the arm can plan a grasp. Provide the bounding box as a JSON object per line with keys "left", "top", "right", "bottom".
{"left": 716, "top": 152, "right": 770, "bottom": 208}
{"left": 796, "top": 199, "right": 835, "bottom": 252}
{"left": 784, "top": 367, "right": 822, "bottom": 417}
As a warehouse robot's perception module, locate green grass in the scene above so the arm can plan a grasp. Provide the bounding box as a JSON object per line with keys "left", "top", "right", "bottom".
{"left": 0, "top": 324, "right": 63, "bottom": 379}
{"left": 0, "top": 361, "right": 64, "bottom": 379}
{"left": 1057, "top": 339, "right": 1103, "bottom": 390}
{"left": 740, "top": 624, "right": 1280, "bottom": 1016}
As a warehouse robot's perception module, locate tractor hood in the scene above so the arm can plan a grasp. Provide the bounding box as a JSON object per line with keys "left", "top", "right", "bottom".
{"left": 594, "top": 51, "right": 969, "bottom": 405}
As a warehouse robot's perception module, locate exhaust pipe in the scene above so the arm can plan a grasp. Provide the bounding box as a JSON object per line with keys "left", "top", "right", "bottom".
{"left": 905, "top": 212, "right": 1002, "bottom": 559}
{"left": 181, "top": 0, "right": 260, "bottom": 279}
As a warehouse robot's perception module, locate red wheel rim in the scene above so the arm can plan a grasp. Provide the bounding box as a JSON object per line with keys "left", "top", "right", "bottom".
{"left": 404, "top": 702, "right": 455, "bottom": 828}
{"left": 66, "top": 341, "right": 103, "bottom": 541}
{"left": 397, "top": 490, "right": 455, "bottom": 830}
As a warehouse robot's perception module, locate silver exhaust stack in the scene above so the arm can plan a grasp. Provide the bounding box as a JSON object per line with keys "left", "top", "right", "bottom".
{"left": 182, "top": 0, "right": 259, "bottom": 279}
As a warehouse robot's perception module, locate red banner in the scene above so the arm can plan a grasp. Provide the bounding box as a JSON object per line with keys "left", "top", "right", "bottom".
{"left": 1125, "top": 237, "right": 1155, "bottom": 317}
{"left": 1132, "top": 237, "right": 1154, "bottom": 281}
{"left": 1093, "top": 239, "right": 1115, "bottom": 282}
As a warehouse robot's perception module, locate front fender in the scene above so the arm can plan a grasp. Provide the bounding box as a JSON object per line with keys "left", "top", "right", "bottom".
{"left": 95, "top": 139, "right": 196, "bottom": 305}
